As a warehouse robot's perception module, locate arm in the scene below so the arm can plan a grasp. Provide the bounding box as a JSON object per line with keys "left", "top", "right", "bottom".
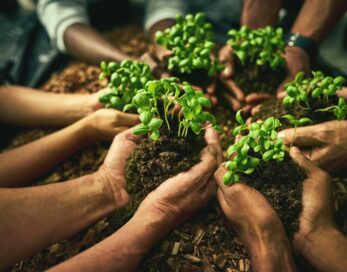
{"left": 49, "top": 128, "right": 222, "bottom": 272}
{"left": 289, "top": 147, "right": 347, "bottom": 271}
{"left": 0, "top": 85, "right": 104, "bottom": 127}
{"left": 37, "top": 0, "right": 132, "bottom": 65}
{"left": 214, "top": 166, "right": 296, "bottom": 272}
{"left": 241, "top": 0, "right": 282, "bottom": 28}
{"left": 0, "top": 109, "right": 138, "bottom": 187}
{"left": 291, "top": 0, "right": 347, "bottom": 44}
{"left": 0, "top": 128, "right": 141, "bottom": 270}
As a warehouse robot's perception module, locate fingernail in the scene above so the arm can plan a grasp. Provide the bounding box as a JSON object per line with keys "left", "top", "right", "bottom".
{"left": 290, "top": 146, "right": 300, "bottom": 154}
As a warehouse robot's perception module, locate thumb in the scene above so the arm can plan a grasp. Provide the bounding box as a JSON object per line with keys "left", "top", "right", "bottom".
{"left": 278, "top": 126, "right": 323, "bottom": 147}
{"left": 289, "top": 147, "right": 321, "bottom": 178}
{"left": 114, "top": 111, "right": 139, "bottom": 126}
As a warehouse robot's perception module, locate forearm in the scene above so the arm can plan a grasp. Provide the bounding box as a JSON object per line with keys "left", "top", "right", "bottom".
{"left": 50, "top": 210, "right": 170, "bottom": 272}
{"left": 0, "top": 85, "right": 94, "bottom": 126}
{"left": 0, "top": 117, "right": 96, "bottom": 187}
{"left": 241, "top": 0, "right": 282, "bottom": 28}
{"left": 64, "top": 23, "right": 133, "bottom": 65}
{"left": 0, "top": 173, "right": 116, "bottom": 270}
{"left": 291, "top": 0, "right": 347, "bottom": 43}
{"left": 294, "top": 227, "right": 347, "bottom": 271}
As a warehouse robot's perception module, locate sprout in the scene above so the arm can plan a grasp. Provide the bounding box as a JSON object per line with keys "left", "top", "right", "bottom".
{"left": 223, "top": 114, "right": 285, "bottom": 186}
{"left": 283, "top": 71, "right": 347, "bottom": 121}
{"left": 227, "top": 26, "right": 286, "bottom": 70}
{"left": 124, "top": 77, "right": 221, "bottom": 140}
{"left": 156, "top": 13, "right": 224, "bottom": 76}
{"left": 98, "top": 60, "right": 153, "bottom": 110}
{"left": 281, "top": 114, "right": 312, "bottom": 148}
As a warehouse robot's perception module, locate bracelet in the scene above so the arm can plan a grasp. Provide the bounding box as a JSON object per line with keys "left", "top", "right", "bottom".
{"left": 285, "top": 32, "right": 318, "bottom": 59}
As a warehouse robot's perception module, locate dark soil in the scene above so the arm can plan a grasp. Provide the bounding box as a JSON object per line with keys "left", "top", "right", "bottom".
{"left": 232, "top": 58, "right": 286, "bottom": 95}
{"left": 171, "top": 68, "right": 212, "bottom": 89}
{"left": 241, "top": 153, "right": 306, "bottom": 237}
{"left": 253, "top": 95, "right": 339, "bottom": 128}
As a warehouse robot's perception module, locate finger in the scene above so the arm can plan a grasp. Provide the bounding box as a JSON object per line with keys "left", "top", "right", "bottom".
{"left": 221, "top": 79, "right": 245, "bottom": 101}
{"left": 337, "top": 87, "right": 347, "bottom": 100}
{"left": 251, "top": 104, "right": 262, "bottom": 116}
{"left": 219, "top": 46, "right": 234, "bottom": 78}
{"left": 205, "top": 94, "right": 218, "bottom": 106}
{"left": 114, "top": 111, "right": 139, "bottom": 126}
{"left": 213, "top": 163, "right": 228, "bottom": 192}
{"left": 289, "top": 147, "right": 324, "bottom": 178}
{"left": 278, "top": 126, "right": 324, "bottom": 147}
{"left": 206, "top": 80, "right": 217, "bottom": 95}
{"left": 205, "top": 127, "right": 223, "bottom": 165}
{"left": 240, "top": 103, "right": 254, "bottom": 115}
{"left": 277, "top": 90, "right": 286, "bottom": 100}
{"left": 221, "top": 92, "right": 242, "bottom": 111}
{"left": 245, "top": 93, "right": 272, "bottom": 104}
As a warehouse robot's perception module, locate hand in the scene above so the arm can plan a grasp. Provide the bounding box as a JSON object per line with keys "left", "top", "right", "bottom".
{"left": 81, "top": 108, "right": 139, "bottom": 142}
{"left": 337, "top": 87, "right": 347, "bottom": 100}
{"left": 136, "top": 128, "right": 222, "bottom": 227}
{"left": 278, "top": 120, "right": 347, "bottom": 173}
{"left": 218, "top": 45, "right": 273, "bottom": 112}
{"left": 139, "top": 52, "right": 170, "bottom": 79}
{"left": 214, "top": 165, "right": 296, "bottom": 271}
{"left": 289, "top": 147, "right": 335, "bottom": 250}
{"left": 276, "top": 46, "right": 310, "bottom": 99}
{"left": 95, "top": 128, "right": 143, "bottom": 209}
{"left": 87, "top": 88, "right": 110, "bottom": 111}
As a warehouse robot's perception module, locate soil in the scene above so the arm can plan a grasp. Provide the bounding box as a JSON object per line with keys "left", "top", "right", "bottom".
{"left": 4, "top": 25, "right": 347, "bottom": 272}
{"left": 241, "top": 153, "right": 306, "bottom": 237}
{"left": 232, "top": 58, "right": 286, "bottom": 95}
{"left": 171, "top": 68, "right": 212, "bottom": 89}
{"left": 126, "top": 118, "right": 204, "bottom": 204}
{"left": 253, "top": 95, "right": 339, "bottom": 128}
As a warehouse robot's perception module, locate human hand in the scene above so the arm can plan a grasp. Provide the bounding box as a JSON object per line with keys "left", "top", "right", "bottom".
{"left": 276, "top": 46, "right": 310, "bottom": 99}
{"left": 87, "top": 88, "right": 110, "bottom": 111}
{"left": 95, "top": 128, "right": 142, "bottom": 209}
{"left": 139, "top": 52, "right": 170, "bottom": 79}
{"left": 214, "top": 165, "right": 296, "bottom": 271}
{"left": 289, "top": 147, "right": 335, "bottom": 251}
{"left": 337, "top": 87, "right": 347, "bottom": 100}
{"left": 136, "top": 128, "right": 222, "bottom": 228}
{"left": 81, "top": 108, "right": 139, "bottom": 142}
{"left": 218, "top": 45, "right": 273, "bottom": 112}
{"left": 278, "top": 120, "right": 347, "bottom": 173}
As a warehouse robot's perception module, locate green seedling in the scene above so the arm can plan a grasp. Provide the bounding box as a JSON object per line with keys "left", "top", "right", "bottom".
{"left": 156, "top": 13, "right": 224, "bottom": 76}
{"left": 124, "top": 77, "right": 221, "bottom": 140}
{"left": 224, "top": 112, "right": 285, "bottom": 186}
{"left": 283, "top": 71, "right": 346, "bottom": 120}
{"left": 227, "top": 26, "right": 286, "bottom": 70}
{"left": 316, "top": 97, "right": 347, "bottom": 120}
{"left": 98, "top": 60, "right": 153, "bottom": 110}
{"left": 281, "top": 114, "right": 312, "bottom": 148}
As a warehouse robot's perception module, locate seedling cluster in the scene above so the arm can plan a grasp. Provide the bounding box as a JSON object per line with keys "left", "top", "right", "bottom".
{"left": 224, "top": 111, "right": 285, "bottom": 185}
{"left": 99, "top": 60, "right": 153, "bottom": 110}
{"left": 124, "top": 77, "right": 221, "bottom": 140}
{"left": 156, "top": 13, "right": 223, "bottom": 76}
{"left": 227, "top": 26, "right": 286, "bottom": 69}
{"left": 283, "top": 71, "right": 347, "bottom": 120}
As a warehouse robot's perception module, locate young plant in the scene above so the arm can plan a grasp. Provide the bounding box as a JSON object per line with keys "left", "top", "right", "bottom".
{"left": 98, "top": 60, "right": 153, "bottom": 110}
{"left": 224, "top": 112, "right": 285, "bottom": 185}
{"left": 155, "top": 13, "right": 223, "bottom": 76}
{"left": 316, "top": 97, "right": 347, "bottom": 120}
{"left": 281, "top": 114, "right": 312, "bottom": 148}
{"left": 283, "top": 71, "right": 346, "bottom": 120}
{"left": 124, "top": 77, "right": 221, "bottom": 140}
{"left": 227, "top": 26, "right": 286, "bottom": 70}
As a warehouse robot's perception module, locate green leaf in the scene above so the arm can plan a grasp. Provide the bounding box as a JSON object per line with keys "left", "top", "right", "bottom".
{"left": 235, "top": 110, "right": 244, "bottom": 125}
{"left": 148, "top": 118, "right": 163, "bottom": 132}
{"left": 149, "top": 130, "right": 160, "bottom": 141}
{"left": 197, "top": 96, "right": 212, "bottom": 108}
{"left": 263, "top": 150, "right": 275, "bottom": 161}
{"left": 139, "top": 110, "right": 153, "bottom": 125}
{"left": 189, "top": 121, "right": 201, "bottom": 134}
{"left": 133, "top": 124, "right": 149, "bottom": 135}
{"left": 299, "top": 117, "right": 312, "bottom": 126}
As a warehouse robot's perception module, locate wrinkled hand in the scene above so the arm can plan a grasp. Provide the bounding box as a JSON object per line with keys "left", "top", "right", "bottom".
{"left": 218, "top": 45, "right": 273, "bottom": 112}
{"left": 82, "top": 108, "right": 139, "bottom": 142}
{"left": 96, "top": 128, "right": 142, "bottom": 209}
{"left": 279, "top": 120, "right": 347, "bottom": 173}
{"left": 289, "top": 147, "right": 335, "bottom": 251}
{"left": 214, "top": 165, "right": 288, "bottom": 251}
{"left": 276, "top": 46, "right": 310, "bottom": 99}
{"left": 136, "top": 128, "right": 222, "bottom": 227}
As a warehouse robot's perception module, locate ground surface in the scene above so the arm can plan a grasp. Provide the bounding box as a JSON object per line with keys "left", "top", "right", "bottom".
{"left": 2, "top": 25, "right": 346, "bottom": 272}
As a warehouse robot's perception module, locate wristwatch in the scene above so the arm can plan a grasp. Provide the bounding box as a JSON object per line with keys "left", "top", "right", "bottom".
{"left": 285, "top": 32, "right": 318, "bottom": 59}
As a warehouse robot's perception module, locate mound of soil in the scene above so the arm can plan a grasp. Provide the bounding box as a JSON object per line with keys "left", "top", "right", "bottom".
{"left": 253, "top": 96, "right": 339, "bottom": 128}
{"left": 241, "top": 153, "right": 306, "bottom": 237}
{"left": 232, "top": 59, "right": 286, "bottom": 95}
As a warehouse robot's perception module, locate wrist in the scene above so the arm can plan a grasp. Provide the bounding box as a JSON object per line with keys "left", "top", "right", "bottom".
{"left": 94, "top": 166, "right": 129, "bottom": 210}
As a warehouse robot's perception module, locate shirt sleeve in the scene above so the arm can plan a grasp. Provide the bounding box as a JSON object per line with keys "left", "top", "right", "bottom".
{"left": 37, "top": 0, "right": 89, "bottom": 53}
{"left": 144, "top": 0, "right": 186, "bottom": 32}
